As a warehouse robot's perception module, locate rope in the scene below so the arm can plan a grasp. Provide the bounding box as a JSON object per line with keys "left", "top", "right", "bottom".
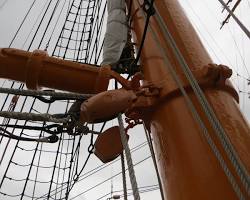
{"left": 47, "top": 133, "right": 63, "bottom": 199}
{"left": 220, "top": 0, "right": 241, "bottom": 29}
{"left": 131, "top": 0, "right": 155, "bottom": 66}
{"left": 34, "top": 141, "right": 149, "bottom": 200}
{"left": 0, "top": 126, "right": 58, "bottom": 143}
{"left": 0, "top": 87, "right": 93, "bottom": 100}
{"left": 117, "top": 114, "right": 140, "bottom": 200}
{"left": 0, "top": 111, "right": 70, "bottom": 123}
{"left": 38, "top": 0, "right": 61, "bottom": 50}
{"left": 218, "top": 0, "right": 250, "bottom": 40}
{"left": 143, "top": 124, "right": 165, "bottom": 200}
{"left": 121, "top": 152, "right": 128, "bottom": 200}
{"left": 64, "top": 133, "right": 93, "bottom": 199}
{"left": 8, "top": 0, "right": 38, "bottom": 47}
{"left": 69, "top": 156, "right": 151, "bottom": 200}
{"left": 27, "top": 0, "right": 54, "bottom": 50}
{"left": 0, "top": 95, "right": 19, "bottom": 165}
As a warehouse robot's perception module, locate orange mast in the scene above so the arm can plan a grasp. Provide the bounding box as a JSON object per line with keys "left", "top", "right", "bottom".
{"left": 129, "top": 0, "right": 250, "bottom": 199}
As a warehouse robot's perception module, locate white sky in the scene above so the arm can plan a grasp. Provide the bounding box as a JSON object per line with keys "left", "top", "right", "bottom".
{"left": 0, "top": 0, "right": 249, "bottom": 200}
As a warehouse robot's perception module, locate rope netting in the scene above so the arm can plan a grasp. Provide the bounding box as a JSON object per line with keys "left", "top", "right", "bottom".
{"left": 0, "top": 0, "right": 109, "bottom": 199}
{"left": 52, "top": 0, "right": 107, "bottom": 64}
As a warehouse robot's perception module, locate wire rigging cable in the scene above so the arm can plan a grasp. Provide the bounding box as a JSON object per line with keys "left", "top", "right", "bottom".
{"left": 118, "top": 114, "right": 141, "bottom": 200}
{"left": 217, "top": 0, "right": 250, "bottom": 40}
{"left": 121, "top": 152, "right": 128, "bottom": 200}
{"left": 131, "top": 0, "right": 155, "bottom": 66}
{"left": 8, "top": 0, "right": 38, "bottom": 47}
{"left": 69, "top": 155, "right": 152, "bottom": 200}
{"left": 144, "top": 124, "right": 165, "bottom": 200}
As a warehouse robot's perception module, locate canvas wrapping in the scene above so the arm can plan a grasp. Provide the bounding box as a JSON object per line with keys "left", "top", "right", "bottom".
{"left": 102, "top": 0, "right": 128, "bottom": 65}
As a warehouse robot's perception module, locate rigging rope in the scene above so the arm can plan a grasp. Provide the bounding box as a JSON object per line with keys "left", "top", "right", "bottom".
{"left": 220, "top": 0, "right": 242, "bottom": 29}
{"left": 0, "top": 87, "right": 93, "bottom": 100}
{"left": 143, "top": 124, "right": 165, "bottom": 200}
{"left": 117, "top": 114, "right": 141, "bottom": 200}
{"left": 130, "top": 0, "right": 155, "bottom": 67}
{"left": 47, "top": 132, "right": 63, "bottom": 199}
{"left": 8, "top": 0, "right": 38, "bottom": 47}
{"left": 0, "top": 93, "right": 35, "bottom": 190}
{"left": 0, "top": 111, "right": 70, "bottom": 123}
{"left": 20, "top": 104, "right": 53, "bottom": 200}
{"left": 21, "top": 0, "right": 50, "bottom": 49}
{"left": 95, "top": 185, "right": 159, "bottom": 200}
{"left": 38, "top": 0, "right": 61, "bottom": 50}
{"left": 0, "top": 126, "right": 58, "bottom": 143}
{"left": 121, "top": 152, "right": 128, "bottom": 200}
{"left": 218, "top": 0, "right": 250, "bottom": 40}
{"left": 67, "top": 133, "right": 94, "bottom": 196}
{"left": 69, "top": 155, "right": 151, "bottom": 200}
{"left": 0, "top": 95, "right": 19, "bottom": 164}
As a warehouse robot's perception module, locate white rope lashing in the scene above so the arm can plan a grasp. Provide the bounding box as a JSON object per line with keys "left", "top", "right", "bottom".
{"left": 0, "top": 111, "right": 70, "bottom": 123}
{"left": 0, "top": 87, "right": 93, "bottom": 100}
{"left": 117, "top": 114, "right": 141, "bottom": 200}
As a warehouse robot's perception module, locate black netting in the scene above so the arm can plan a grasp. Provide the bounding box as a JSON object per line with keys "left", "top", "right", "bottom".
{"left": 0, "top": 0, "right": 107, "bottom": 199}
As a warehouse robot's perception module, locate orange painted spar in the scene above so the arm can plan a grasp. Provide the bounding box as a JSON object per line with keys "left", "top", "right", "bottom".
{"left": 0, "top": 48, "right": 133, "bottom": 94}
{"left": 0, "top": 48, "right": 111, "bottom": 94}
{"left": 128, "top": 0, "right": 250, "bottom": 199}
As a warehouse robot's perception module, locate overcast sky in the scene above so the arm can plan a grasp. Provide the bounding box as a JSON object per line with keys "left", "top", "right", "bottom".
{"left": 0, "top": 0, "right": 249, "bottom": 200}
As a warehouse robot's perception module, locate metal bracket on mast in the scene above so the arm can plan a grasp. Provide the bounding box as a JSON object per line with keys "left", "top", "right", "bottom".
{"left": 78, "top": 63, "right": 238, "bottom": 132}
{"left": 157, "top": 63, "right": 239, "bottom": 102}
{"left": 0, "top": 49, "right": 238, "bottom": 134}
{"left": 124, "top": 64, "right": 239, "bottom": 129}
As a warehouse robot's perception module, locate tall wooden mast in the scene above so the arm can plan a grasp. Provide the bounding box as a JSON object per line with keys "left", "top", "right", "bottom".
{"left": 129, "top": 0, "right": 250, "bottom": 199}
